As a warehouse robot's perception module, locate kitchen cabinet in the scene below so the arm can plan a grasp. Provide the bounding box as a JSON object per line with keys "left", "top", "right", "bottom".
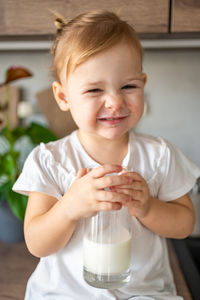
{"left": 0, "top": 0, "right": 169, "bottom": 37}
{"left": 1, "top": 0, "right": 200, "bottom": 41}
{"left": 171, "top": 0, "right": 200, "bottom": 32}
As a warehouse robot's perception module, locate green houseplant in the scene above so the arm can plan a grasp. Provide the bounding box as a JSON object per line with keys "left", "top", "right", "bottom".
{"left": 0, "top": 66, "right": 57, "bottom": 230}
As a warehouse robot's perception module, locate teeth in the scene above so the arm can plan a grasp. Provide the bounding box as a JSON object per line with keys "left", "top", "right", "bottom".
{"left": 98, "top": 116, "right": 127, "bottom": 121}
{"left": 101, "top": 117, "right": 119, "bottom": 120}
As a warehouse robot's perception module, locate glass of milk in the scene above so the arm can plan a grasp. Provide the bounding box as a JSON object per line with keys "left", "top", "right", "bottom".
{"left": 83, "top": 171, "right": 132, "bottom": 289}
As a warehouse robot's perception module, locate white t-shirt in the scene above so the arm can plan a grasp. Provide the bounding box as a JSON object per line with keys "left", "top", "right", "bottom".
{"left": 13, "top": 130, "right": 200, "bottom": 300}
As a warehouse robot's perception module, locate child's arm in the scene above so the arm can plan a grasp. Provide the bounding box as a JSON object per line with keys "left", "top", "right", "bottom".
{"left": 24, "top": 191, "right": 78, "bottom": 258}
{"left": 139, "top": 194, "right": 194, "bottom": 239}
{"left": 24, "top": 164, "right": 132, "bottom": 258}
{"left": 139, "top": 194, "right": 194, "bottom": 238}
{"left": 114, "top": 172, "right": 195, "bottom": 239}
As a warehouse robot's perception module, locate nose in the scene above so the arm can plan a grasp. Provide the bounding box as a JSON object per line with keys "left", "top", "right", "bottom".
{"left": 104, "top": 92, "right": 125, "bottom": 110}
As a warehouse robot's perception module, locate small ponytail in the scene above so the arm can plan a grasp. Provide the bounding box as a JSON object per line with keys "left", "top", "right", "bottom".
{"left": 49, "top": 9, "right": 68, "bottom": 33}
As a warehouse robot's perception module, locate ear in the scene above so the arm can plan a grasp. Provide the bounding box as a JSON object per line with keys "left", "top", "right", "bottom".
{"left": 52, "top": 81, "right": 70, "bottom": 111}
{"left": 142, "top": 73, "right": 147, "bottom": 86}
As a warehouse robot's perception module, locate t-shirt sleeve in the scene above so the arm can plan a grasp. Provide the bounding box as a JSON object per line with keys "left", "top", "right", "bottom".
{"left": 12, "top": 144, "right": 63, "bottom": 200}
{"left": 157, "top": 139, "right": 200, "bottom": 201}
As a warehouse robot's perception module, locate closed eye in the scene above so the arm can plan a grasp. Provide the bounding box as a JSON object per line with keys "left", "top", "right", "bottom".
{"left": 87, "top": 88, "right": 102, "bottom": 93}
{"left": 122, "top": 85, "right": 137, "bottom": 89}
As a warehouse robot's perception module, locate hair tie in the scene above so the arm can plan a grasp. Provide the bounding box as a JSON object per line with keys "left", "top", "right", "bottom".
{"left": 49, "top": 9, "right": 68, "bottom": 31}
{"left": 54, "top": 17, "right": 66, "bottom": 31}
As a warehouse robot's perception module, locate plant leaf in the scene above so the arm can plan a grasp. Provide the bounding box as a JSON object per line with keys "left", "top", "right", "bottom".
{"left": 0, "top": 179, "right": 12, "bottom": 199}
{"left": 27, "top": 122, "right": 57, "bottom": 144}
{"left": 0, "top": 122, "right": 57, "bottom": 221}
{"left": 0, "top": 174, "right": 27, "bottom": 221}
{"left": 3, "top": 66, "right": 32, "bottom": 85}
{"left": 0, "top": 152, "right": 18, "bottom": 178}
{"left": 7, "top": 190, "right": 28, "bottom": 221}
{"left": 10, "top": 126, "right": 27, "bottom": 141}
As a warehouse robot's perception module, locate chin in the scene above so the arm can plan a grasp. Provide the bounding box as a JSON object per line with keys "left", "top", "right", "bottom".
{"left": 99, "top": 129, "right": 129, "bottom": 141}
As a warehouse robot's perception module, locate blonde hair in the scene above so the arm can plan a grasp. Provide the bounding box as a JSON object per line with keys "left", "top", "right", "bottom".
{"left": 51, "top": 10, "right": 143, "bottom": 81}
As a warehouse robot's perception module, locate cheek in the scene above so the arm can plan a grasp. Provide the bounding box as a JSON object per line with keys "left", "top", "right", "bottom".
{"left": 69, "top": 99, "right": 99, "bottom": 125}
{"left": 67, "top": 100, "right": 83, "bottom": 124}
{"left": 127, "top": 95, "right": 144, "bottom": 116}
{"left": 138, "top": 100, "right": 144, "bottom": 115}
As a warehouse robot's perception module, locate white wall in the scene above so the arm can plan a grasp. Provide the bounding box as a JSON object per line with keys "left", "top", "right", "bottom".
{"left": 0, "top": 48, "right": 200, "bottom": 166}
{"left": 138, "top": 49, "right": 200, "bottom": 166}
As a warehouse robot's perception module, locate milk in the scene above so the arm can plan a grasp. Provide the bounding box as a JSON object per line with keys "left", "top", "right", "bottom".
{"left": 83, "top": 227, "right": 131, "bottom": 275}
{"left": 83, "top": 207, "right": 132, "bottom": 288}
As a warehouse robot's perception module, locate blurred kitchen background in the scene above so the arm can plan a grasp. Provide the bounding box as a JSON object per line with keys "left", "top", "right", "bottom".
{"left": 0, "top": 1, "right": 200, "bottom": 299}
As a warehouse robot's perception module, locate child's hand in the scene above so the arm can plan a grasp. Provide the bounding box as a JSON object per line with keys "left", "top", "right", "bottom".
{"left": 113, "top": 172, "right": 152, "bottom": 218}
{"left": 62, "top": 165, "right": 133, "bottom": 221}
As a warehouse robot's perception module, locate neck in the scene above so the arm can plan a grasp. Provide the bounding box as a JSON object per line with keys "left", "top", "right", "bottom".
{"left": 78, "top": 130, "right": 129, "bottom": 165}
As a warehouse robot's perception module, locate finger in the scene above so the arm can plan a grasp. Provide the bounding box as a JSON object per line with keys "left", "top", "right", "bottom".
{"left": 98, "top": 201, "right": 122, "bottom": 211}
{"left": 115, "top": 180, "right": 143, "bottom": 190}
{"left": 95, "top": 174, "right": 132, "bottom": 189}
{"left": 96, "top": 190, "right": 131, "bottom": 203}
{"left": 114, "top": 188, "right": 143, "bottom": 201}
{"left": 76, "top": 168, "right": 87, "bottom": 179}
{"left": 124, "top": 172, "right": 144, "bottom": 182}
{"left": 125, "top": 199, "right": 141, "bottom": 209}
{"left": 91, "top": 164, "right": 122, "bottom": 178}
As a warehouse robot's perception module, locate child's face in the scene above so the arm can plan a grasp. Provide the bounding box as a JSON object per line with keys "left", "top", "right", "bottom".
{"left": 53, "top": 41, "right": 146, "bottom": 141}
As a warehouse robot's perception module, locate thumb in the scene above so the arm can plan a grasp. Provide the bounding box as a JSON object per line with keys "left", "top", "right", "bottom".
{"left": 76, "top": 168, "right": 88, "bottom": 179}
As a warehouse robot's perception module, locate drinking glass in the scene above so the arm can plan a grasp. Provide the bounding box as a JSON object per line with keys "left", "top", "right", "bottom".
{"left": 83, "top": 170, "right": 132, "bottom": 289}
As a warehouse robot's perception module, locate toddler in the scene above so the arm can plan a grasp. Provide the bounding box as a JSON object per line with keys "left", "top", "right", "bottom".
{"left": 13, "top": 10, "right": 200, "bottom": 300}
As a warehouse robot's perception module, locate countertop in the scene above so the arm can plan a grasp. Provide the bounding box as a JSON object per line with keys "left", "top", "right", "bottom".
{"left": 0, "top": 240, "right": 192, "bottom": 300}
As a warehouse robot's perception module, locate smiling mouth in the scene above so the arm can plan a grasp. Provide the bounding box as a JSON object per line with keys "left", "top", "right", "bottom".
{"left": 98, "top": 115, "right": 130, "bottom": 121}
{"left": 97, "top": 115, "right": 130, "bottom": 124}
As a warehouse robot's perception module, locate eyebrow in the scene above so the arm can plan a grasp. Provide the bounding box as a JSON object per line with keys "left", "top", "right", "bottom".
{"left": 81, "top": 77, "right": 143, "bottom": 87}
{"left": 80, "top": 81, "right": 104, "bottom": 88}
{"left": 125, "top": 76, "right": 143, "bottom": 81}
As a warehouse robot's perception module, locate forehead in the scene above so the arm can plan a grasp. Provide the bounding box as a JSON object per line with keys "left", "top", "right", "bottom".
{"left": 66, "top": 42, "right": 142, "bottom": 83}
